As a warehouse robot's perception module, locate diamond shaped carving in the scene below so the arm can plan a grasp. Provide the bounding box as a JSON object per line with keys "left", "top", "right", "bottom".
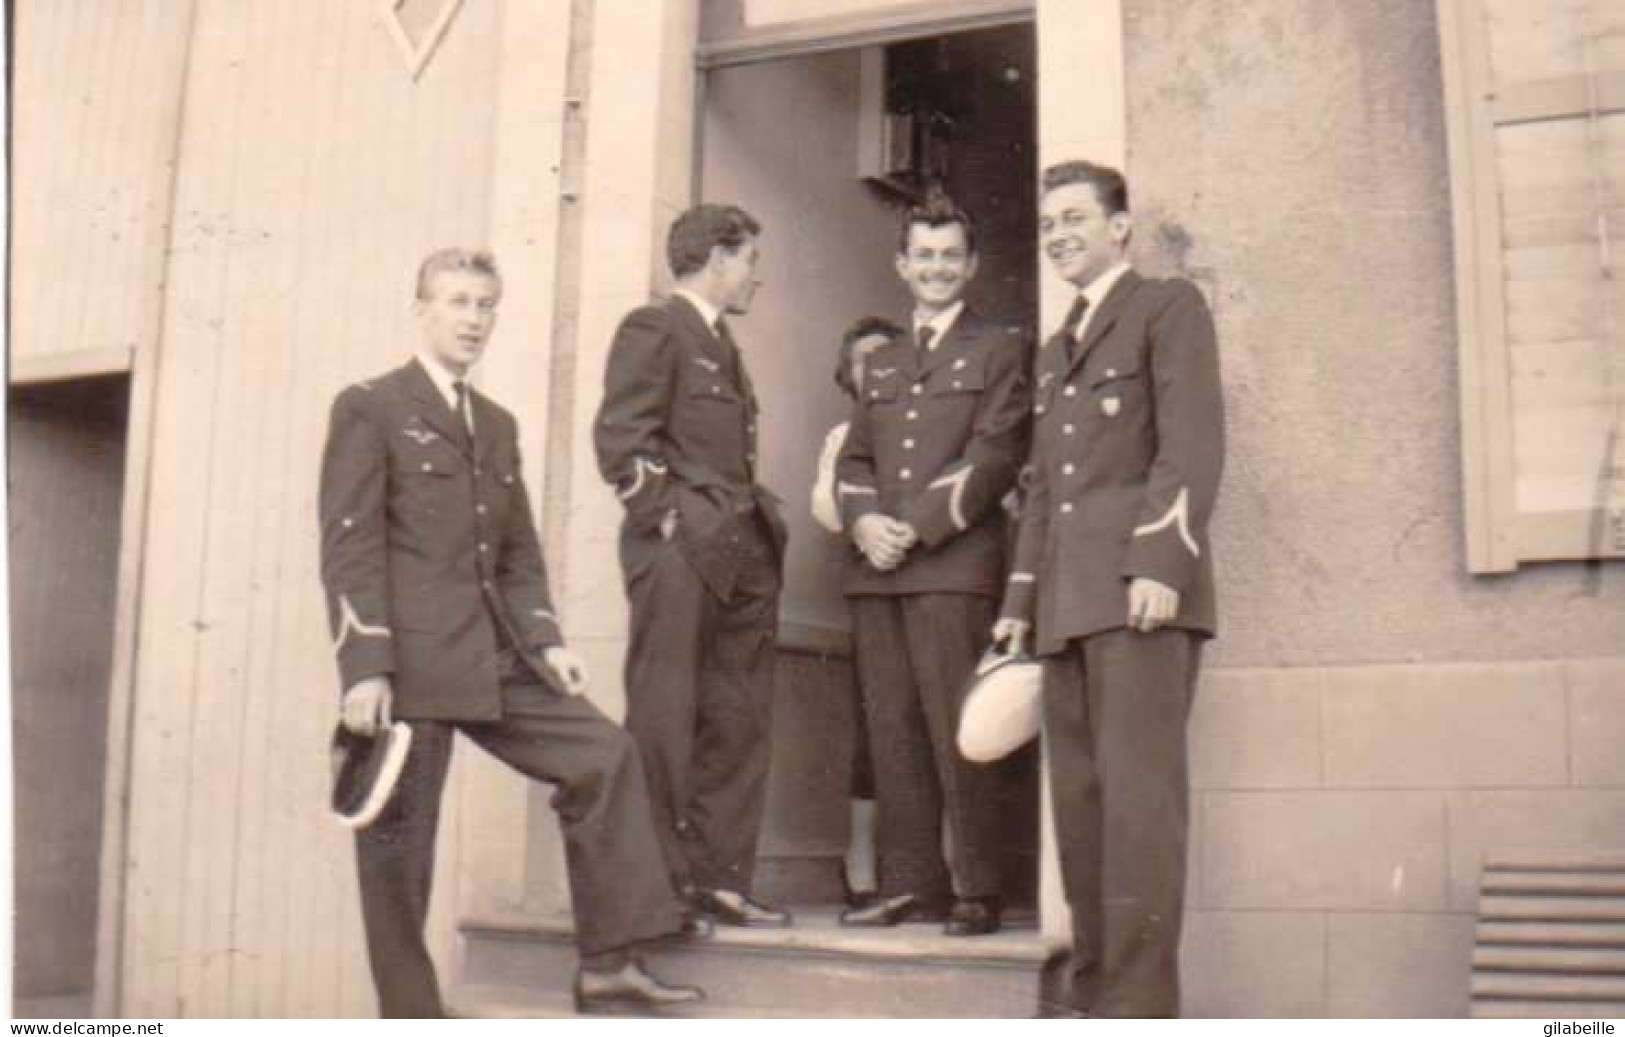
{"left": 378, "top": 0, "right": 466, "bottom": 81}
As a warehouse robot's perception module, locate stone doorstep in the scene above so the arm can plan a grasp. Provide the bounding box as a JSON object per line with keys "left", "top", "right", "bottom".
{"left": 461, "top": 905, "right": 1047, "bottom": 965}
{"left": 457, "top": 907, "right": 1047, "bottom": 1019}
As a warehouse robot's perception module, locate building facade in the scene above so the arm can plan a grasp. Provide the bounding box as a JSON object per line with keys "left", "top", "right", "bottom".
{"left": 8, "top": 0, "right": 1623, "bottom": 1018}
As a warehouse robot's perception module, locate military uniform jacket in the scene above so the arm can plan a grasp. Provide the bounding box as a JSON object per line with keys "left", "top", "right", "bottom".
{"left": 835, "top": 310, "right": 1031, "bottom": 599}
{"left": 318, "top": 359, "right": 564, "bottom": 721}
{"left": 593, "top": 295, "right": 788, "bottom": 600}
{"left": 1000, "top": 271, "right": 1225, "bottom": 656}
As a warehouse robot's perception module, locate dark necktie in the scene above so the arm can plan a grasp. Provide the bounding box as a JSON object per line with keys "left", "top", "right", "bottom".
{"left": 715, "top": 319, "right": 743, "bottom": 384}
{"left": 916, "top": 324, "right": 936, "bottom": 359}
{"left": 1061, "top": 294, "right": 1091, "bottom": 360}
{"left": 452, "top": 381, "right": 475, "bottom": 453}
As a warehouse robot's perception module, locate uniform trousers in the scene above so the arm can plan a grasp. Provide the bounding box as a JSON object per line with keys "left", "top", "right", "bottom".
{"left": 1042, "top": 626, "right": 1203, "bottom": 1018}
{"left": 850, "top": 592, "right": 1004, "bottom": 900}
{"left": 355, "top": 671, "right": 685, "bottom": 1019}
{"left": 623, "top": 511, "right": 780, "bottom": 894}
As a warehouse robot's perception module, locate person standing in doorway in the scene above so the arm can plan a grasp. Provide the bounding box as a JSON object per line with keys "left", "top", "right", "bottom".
{"left": 318, "top": 248, "right": 705, "bottom": 1018}
{"left": 993, "top": 160, "right": 1226, "bottom": 1017}
{"left": 594, "top": 204, "right": 792, "bottom": 929}
{"left": 811, "top": 315, "right": 904, "bottom": 909}
{"left": 835, "top": 197, "right": 1031, "bottom": 936}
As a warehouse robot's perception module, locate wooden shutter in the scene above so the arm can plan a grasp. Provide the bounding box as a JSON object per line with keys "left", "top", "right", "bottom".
{"left": 1439, "top": 0, "right": 1625, "bottom": 571}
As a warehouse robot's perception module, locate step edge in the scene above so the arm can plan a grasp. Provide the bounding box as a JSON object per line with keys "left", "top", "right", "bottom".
{"left": 461, "top": 913, "right": 1049, "bottom": 966}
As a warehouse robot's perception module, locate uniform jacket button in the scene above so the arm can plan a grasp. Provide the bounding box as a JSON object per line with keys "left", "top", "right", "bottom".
{"left": 911, "top": 384, "right": 923, "bottom": 395}
{"left": 1060, "top": 502, "right": 1074, "bottom": 514}
{"left": 1064, "top": 385, "right": 1077, "bottom": 397}
{"left": 899, "top": 468, "right": 912, "bottom": 480}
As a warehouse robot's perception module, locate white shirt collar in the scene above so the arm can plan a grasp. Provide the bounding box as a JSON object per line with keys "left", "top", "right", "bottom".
{"left": 913, "top": 299, "right": 966, "bottom": 350}
{"left": 1082, "top": 261, "right": 1131, "bottom": 311}
{"left": 674, "top": 288, "right": 723, "bottom": 333}
{"left": 1074, "top": 261, "right": 1133, "bottom": 341}
{"left": 415, "top": 352, "right": 470, "bottom": 416}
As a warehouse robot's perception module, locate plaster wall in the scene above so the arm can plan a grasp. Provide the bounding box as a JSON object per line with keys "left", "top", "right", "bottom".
{"left": 1119, "top": 0, "right": 1625, "bottom": 669}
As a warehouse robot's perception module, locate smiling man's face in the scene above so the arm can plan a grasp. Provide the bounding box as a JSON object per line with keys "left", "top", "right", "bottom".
{"left": 416, "top": 269, "right": 501, "bottom": 375}
{"left": 1039, "top": 181, "right": 1131, "bottom": 290}
{"left": 895, "top": 221, "right": 978, "bottom": 315}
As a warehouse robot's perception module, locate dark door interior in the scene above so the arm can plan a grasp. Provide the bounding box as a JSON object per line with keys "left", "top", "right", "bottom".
{"left": 10, "top": 374, "right": 130, "bottom": 1013}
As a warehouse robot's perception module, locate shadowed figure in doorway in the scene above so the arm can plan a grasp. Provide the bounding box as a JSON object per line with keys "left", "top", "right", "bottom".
{"left": 811, "top": 315, "right": 907, "bottom": 909}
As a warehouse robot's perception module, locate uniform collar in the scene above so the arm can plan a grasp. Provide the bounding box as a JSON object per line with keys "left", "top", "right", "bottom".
{"left": 673, "top": 288, "right": 723, "bottom": 333}
{"left": 414, "top": 352, "right": 470, "bottom": 412}
{"left": 1078, "top": 261, "right": 1132, "bottom": 324}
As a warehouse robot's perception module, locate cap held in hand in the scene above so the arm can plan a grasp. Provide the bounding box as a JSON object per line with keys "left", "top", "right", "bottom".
{"left": 956, "top": 642, "right": 1043, "bottom": 763}
{"left": 330, "top": 721, "right": 413, "bottom": 829}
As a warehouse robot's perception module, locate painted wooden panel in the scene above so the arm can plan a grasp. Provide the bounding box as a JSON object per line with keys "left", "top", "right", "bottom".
{"left": 1444, "top": 0, "right": 1624, "bottom": 566}
{"left": 1483, "top": 0, "right": 1625, "bottom": 86}
{"left": 8, "top": 1, "right": 194, "bottom": 370}
{"left": 116, "top": 0, "right": 517, "bottom": 1017}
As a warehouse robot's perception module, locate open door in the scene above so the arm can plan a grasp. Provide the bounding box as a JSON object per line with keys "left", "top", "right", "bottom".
{"left": 9, "top": 375, "right": 130, "bottom": 1017}
{"left": 701, "top": 20, "right": 1040, "bottom": 909}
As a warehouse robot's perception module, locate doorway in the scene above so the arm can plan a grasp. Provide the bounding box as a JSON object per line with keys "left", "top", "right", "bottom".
{"left": 701, "top": 21, "right": 1040, "bottom": 908}
{"left": 9, "top": 374, "right": 130, "bottom": 1016}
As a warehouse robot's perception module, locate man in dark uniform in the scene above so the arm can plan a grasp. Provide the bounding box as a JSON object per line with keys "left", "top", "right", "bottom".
{"left": 835, "top": 197, "right": 1031, "bottom": 936}
{"left": 319, "top": 248, "right": 704, "bottom": 1017}
{"left": 993, "top": 161, "right": 1226, "bottom": 1017}
{"left": 594, "top": 205, "right": 791, "bottom": 928}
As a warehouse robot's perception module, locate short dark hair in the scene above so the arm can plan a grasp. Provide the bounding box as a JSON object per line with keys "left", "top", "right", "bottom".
{"left": 834, "top": 316, "right": 903, "bottom": 398}
{"left": 1042, "top": 160, "right": 1129, "bottom": 216}
{"left": 415, "top": 248, "right": 501, "bottom": 300}
{"left": 896, "top": 194, "right": 978, "bottom": 256}
{"left": 667, "top": 204, "right": 762, "bottom": 279}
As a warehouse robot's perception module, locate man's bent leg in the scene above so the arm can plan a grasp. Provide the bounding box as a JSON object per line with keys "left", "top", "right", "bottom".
{"left": 354, "top": 722, "right": 455, "bottom": 1018}
{"left": 468, "top": 683, "right": 688, "bottom": 958}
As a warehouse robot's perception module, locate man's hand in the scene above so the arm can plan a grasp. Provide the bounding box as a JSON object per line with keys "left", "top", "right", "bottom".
{"left": 543, "top": 645, "right": 591, "bottom": 696}
{"left": 659, "top": 508, "right": 679, "bottom": 542}
{"left": 991, "top": 617, "right": 1031, "bottom": 656}
{"left": 1127, "top": 577, "right": 1180, "bottom": 633}
{"left": 342, "top": 675, "right": 394, "bottom": 736}
{"left": 853, "top": 514, "right": 914, "bottom": 571}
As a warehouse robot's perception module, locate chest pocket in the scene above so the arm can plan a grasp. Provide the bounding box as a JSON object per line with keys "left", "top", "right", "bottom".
{"left": 1086, "top": 351, "right": 1144, "bottom": 420}
{"left": 927, "top": 357, "right": 986, "bottom": 397}
{"left": 393, "top": 434, "right": 462, "bottom": 478}
{"left": 862, "top": 377, "right": 902, "bottom": 404}
{"left": 687, "top": 378, "right": 743, "bottom": 405}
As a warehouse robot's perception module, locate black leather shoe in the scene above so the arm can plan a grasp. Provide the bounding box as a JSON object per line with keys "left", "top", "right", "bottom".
{"left": 688, "top": 887, "right": 793, "bottom": 928}
{"left": 944, "top": 896, "right": 1002, "bottom": 936}
{"left": 838, "top": 892, "right": 949, "bottom": 928}
{"left": 842, "top": 870, "right": 880, "bottom": 910}
{"left": 573, "top": 961, "right": 704, "bottom": 1016}
{"left": 676, "top": 910, "right": 715, "bottom": 940}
